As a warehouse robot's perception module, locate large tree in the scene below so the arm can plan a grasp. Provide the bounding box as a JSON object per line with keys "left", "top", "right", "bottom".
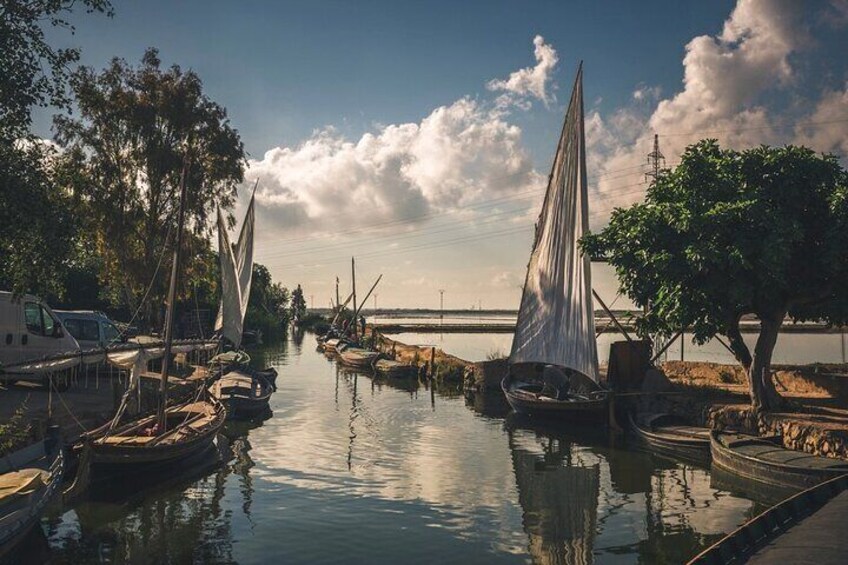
{"left": 0, "top": 0, "right": 112, "bottom": 142}
{"left": 0, "top": 0, "right": 111, "bottom": 296}
{"left": 54, "top": 48, "right": 245, "bottom": 328}
{"left": 582, "top": 141, "right": 848, "bottom": 411}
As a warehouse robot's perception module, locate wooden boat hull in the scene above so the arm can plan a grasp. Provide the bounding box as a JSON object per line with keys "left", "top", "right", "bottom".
{"left": 211, "top": 373, "right": 273, "bottom": 420}
{"left": 374, "top": 359, "right": 418, "bottom": 379}
{"left": 710, "top": 430, "right": 848, "bottom": 491}
{"left": 0, "top": 440, "right": 64, "bottom": 558}
{"left": 501, "top": 377, "right": 608, "bottom": 422}
{"left": 629, "top": 412, "right": 711, "bottom": 466}
{"left": 86, "top": 400, "right": 226, "bottom": 473}
{"left": 338, "top": 348, "right": 381, "bottom": 371}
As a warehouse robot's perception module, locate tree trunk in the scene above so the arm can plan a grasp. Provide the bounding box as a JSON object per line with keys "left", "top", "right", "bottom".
{"left": 748, "top": 310, "right": 785, "bottom": 412}
{"left": 725, "top": 313, "right": 752, "bottom": 371}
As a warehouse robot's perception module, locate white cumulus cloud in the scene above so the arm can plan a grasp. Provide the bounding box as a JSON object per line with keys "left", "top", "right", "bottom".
{"left": 487, "top": 35, "right": 559, "bottom": 108}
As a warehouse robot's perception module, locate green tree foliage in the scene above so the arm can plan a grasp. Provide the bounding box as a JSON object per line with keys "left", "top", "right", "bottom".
{"left": 0, "top": 0, "right": 113, "bottom": 142}
{"left": 582, "top": 141, "right": 848, "bottom": 411}
{"left": 0, "top": 142, "right": 77, "bottom": 297}
{"left": 245, "top": 264, "right": 290, "bottom": 335}
{"left": 290, "top": 284, "right": 307, "bottom": 323}
{"left": 54, "top": 48, "right": 246, "bottom": 327}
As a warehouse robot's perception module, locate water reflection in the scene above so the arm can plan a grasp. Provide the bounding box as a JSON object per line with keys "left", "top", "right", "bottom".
{"left": 33, "top": 332, "right": 767, "bottom": 563}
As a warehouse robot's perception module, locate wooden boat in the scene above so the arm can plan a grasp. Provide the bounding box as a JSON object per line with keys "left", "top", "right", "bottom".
{"left": 711, "top": 430, "right": 848, "bottom": 491}
{"left": 323, "top": 338, "right": 341, "bottom": 354}
{"left": 76, "top": 162, "right": 236, "bottom": 481}
{"left": 503, "top": 64, "right": 609, "bottom": 423}
{"left": 629, "top": 412, "right": 711, "bottom": 465}
{"left": 502, "top": 377, "right": 608, "bottom": 421}
{"left": 688, "top": 473, "right": 848, "bottom": 564}
{"left": 374, "top": 358, "right": 418, "bottom": 379}
{"left": 84, "top": 399, "right": 226, "bottom": 474}
{"left": 209, "top": 371, "right": 273, "bottom": 419}
{"left": 338, "top": 347, "right": 381, "bottom": 371}
{"left": 0, "top": 433, "right": 64, "bottom": 558}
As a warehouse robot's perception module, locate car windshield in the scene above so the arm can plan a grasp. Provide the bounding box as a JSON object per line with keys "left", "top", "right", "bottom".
{"left": 64, "top": 318, "right": 99, "bottom": 342}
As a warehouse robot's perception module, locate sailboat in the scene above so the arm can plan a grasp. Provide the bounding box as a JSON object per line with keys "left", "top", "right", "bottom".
{"left": 209, "top": 189, "right": 276, "bottom": 419}
{"left": 501, "top": 64, "right": 609, "bottom": 421}
{"left": 80, "top": 159, "right": 226, "bottom": 477}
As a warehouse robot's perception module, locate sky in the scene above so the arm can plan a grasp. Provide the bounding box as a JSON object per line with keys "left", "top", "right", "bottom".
{"left": 34, "top": 0, "right": 848, "bottom": 309}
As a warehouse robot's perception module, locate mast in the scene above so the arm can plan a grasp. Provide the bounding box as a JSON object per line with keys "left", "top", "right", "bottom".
{"left": 158, "top": 156, "right": 190, "bottom": 431}
{"left": 351, "top": 257, "right": 358, "bottom": 337}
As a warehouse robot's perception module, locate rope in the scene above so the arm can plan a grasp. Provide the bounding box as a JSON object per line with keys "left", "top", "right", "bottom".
{"left": 51, "top": 378, "right": 88, "bottom": 432}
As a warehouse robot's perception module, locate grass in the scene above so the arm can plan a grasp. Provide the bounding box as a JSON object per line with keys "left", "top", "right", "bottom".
{"left": 0, "top": 396, "right": 32, "bottom": 457}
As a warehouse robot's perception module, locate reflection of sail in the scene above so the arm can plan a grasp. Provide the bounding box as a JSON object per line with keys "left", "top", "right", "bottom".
{"left": 509, "top": 430, "right": 600, "bottom": 565}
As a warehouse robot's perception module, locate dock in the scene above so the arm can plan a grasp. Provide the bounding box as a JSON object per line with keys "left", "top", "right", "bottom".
{"left": 746, "top": 487, "right": 848, "bottom": 564}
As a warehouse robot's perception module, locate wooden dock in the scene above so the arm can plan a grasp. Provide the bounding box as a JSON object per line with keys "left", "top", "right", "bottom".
{"left": 745, "top": 487, "right": 848, "bottom": 564}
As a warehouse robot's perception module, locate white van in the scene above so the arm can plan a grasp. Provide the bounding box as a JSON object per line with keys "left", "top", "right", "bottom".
{"left": 0, "top": 291, "right": 81, "bottom": 386}
{"left": 54, "top": 310, "right": 123, "bottom": 350}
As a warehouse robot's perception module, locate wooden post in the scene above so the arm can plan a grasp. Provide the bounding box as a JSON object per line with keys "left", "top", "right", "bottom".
{"left": 680, "top": 327, "right": 684, "bottom": 361}
{"left": 429, "top": 347, "right": 436, "bottom": 380}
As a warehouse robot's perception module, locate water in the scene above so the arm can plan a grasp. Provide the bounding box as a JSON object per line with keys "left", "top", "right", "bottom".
{"left": 30, "top": 331, "right": 768, "bottom": 564}
{"left": 387, "top": 329, "right": 848, "bottom": 364}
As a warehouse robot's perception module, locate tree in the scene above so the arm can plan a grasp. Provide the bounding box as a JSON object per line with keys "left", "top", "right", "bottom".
{"left": 245, "top": 264, "right": 289, "bottom": 334}
{"left": 0, "top": 0, "right": 112, "bottom": 142}
{"left": 54, "top": 48, "right": 245, "bottom": 328}
{"left": 582, "top": 141, "right": 848, "bottom": 411}
{"left": 290, "top": 284, "right": 307, "bottom": 323}
{"left": 0, "top": 142, "right": 77, "bottom": 297}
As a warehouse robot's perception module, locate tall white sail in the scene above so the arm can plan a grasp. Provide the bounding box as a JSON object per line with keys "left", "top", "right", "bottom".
{"left": 214, "top": 186, "right": 256, "bottom": 345}
{"left": 509, "top": 64, "right": 599, "bottom": 382}
{"left": 217, "top": 208, "right": 244, "bottom": 347}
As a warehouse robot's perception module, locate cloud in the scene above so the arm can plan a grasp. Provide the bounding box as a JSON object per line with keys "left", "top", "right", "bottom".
{"left": 487, "top": 35, "right": 558, "bottom": 108}
{"left": 585, "top": 0, "right": 848, "bottom": 228}
{"left": 632, "top": 85, "right": 661, "bottom": 101}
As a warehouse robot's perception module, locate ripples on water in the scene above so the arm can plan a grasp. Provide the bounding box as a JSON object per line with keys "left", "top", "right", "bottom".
{"left": 28, "top": 330, "right": 769, "bottom": 564}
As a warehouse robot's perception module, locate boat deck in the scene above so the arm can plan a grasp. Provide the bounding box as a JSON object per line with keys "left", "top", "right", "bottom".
{"left": 747, "top": 489, "right": 848, "bottom": 564}
{"left": 723, "top": 434, "right": 848, "bottom": 471}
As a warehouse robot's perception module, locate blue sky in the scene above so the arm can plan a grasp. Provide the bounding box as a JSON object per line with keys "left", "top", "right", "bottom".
{"left": 35, "top": 1, "right": 848, "bottom": 308}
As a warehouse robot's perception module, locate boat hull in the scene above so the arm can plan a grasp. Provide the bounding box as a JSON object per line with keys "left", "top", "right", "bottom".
{"left": 629, "top": 413, "right": 711, "bottom": 466}
{"left": 86, "top": 401, "right": 226, "bottom": 475}
{"left": 338, "top": 348, "right": 381, "bottom": 371}
{"left": 0, "top": 441, "right": 64, "bottom": 558}
{"left": 501, "top": 378, "right": 608, "bottom": 423}
{"left": 710, "top": 430, "right": 848, "bottom": 491}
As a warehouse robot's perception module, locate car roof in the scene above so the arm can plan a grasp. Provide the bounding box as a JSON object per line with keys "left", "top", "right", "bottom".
{"left": 54, "top": 310, "right": 112, "bottom": 321}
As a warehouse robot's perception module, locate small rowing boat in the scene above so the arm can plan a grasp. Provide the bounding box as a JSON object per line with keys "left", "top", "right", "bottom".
{"left": 374, "top": 358, "right": 418, "bottom": 379}
{"left": 338, "top": 347, "right": 382, "bottom": 371}
{"left": 210, "top": 371, "right": 273, "bottom": 420}
{"left": 711, "top": 430, "right": 848, "bottom": 491}
{"left": 629, "top": 412, "right": 711, "bottom": 465}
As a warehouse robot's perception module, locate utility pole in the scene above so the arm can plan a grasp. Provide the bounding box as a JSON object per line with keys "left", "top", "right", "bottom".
{"left": 335, "top": 277, "right": 340, "bottom": 314}
{"left": 373, "top": 294, "right": 378, "bottom": 318}
{"left": 439, "top": 290, "right": 445, "bottom": 321}
{"left": 645, "top": 133, "right": 665, "bottom": 185}
{"left": 351, "top": 257, "right": 357, "bottom": 337}
{"left": 310, "top": 295, "right": 314, "bottom": 310}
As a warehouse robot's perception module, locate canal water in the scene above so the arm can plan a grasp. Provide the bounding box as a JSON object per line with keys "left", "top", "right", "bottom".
{"left": 29, "top": 331, "right": 768, "bottom": 564}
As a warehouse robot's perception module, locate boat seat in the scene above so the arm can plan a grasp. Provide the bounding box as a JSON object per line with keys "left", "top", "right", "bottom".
{"left": 0, "top": 468, "right": 47, "bottom": 508}
{"left": 99, "top": 435, "right": 158, "bottom": 445}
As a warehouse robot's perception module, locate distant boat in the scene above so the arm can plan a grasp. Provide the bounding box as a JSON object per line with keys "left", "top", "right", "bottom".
{"left": 502, "top": 63, "right": 609, "bottom": 421}
{"left": 711, "top": 430, "right": 848, "bottom": 491}
{"left": 0, "top": 431, "right": 64, "bottom": 558}
{"left": 629, "top": 412, "right": 711, "bottom": 466}
{"left": 374, "top": 358, "right": 418, "bottom": 379}
{"left": 338, "top": 347, "right": 382, "bottom": 371}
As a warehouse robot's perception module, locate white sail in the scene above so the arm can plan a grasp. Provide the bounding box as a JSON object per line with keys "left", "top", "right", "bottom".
{"left": 217, "top": 208, "right": 244, "bottom": 347}
{"left": 214, "top": 186, "right": 256, "bottom": 344}
{"left": 508, "top": 64, "right": 599, "bottom": 382}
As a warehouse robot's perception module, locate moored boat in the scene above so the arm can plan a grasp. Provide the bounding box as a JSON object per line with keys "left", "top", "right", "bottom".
{"left": 629, "top": 412, "right": 711, "bottom": 465}
{"left": 338, "top": 347, "right": 381, "bottom": 371}
{"left": 0, "top": 431, "right": 64, "bottom": 558}
{"left": 502, "top": 63, "right": 609, "bottom": 423}
{"left": 209, "top": 371, "right": 273, "bottom": 419}
{"left": 374, "top": 358, "right": 418, "bottom": 379}
{"left": 710, "top": 430, "right": 848, "bottom": 491}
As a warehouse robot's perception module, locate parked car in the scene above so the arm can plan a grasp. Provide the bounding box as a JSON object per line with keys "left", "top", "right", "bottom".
{"left": 53, "top": 310, "right": 124, "bottom": 350}
{"left": 0, "top": 291, "right": 81, "bottom": 388}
